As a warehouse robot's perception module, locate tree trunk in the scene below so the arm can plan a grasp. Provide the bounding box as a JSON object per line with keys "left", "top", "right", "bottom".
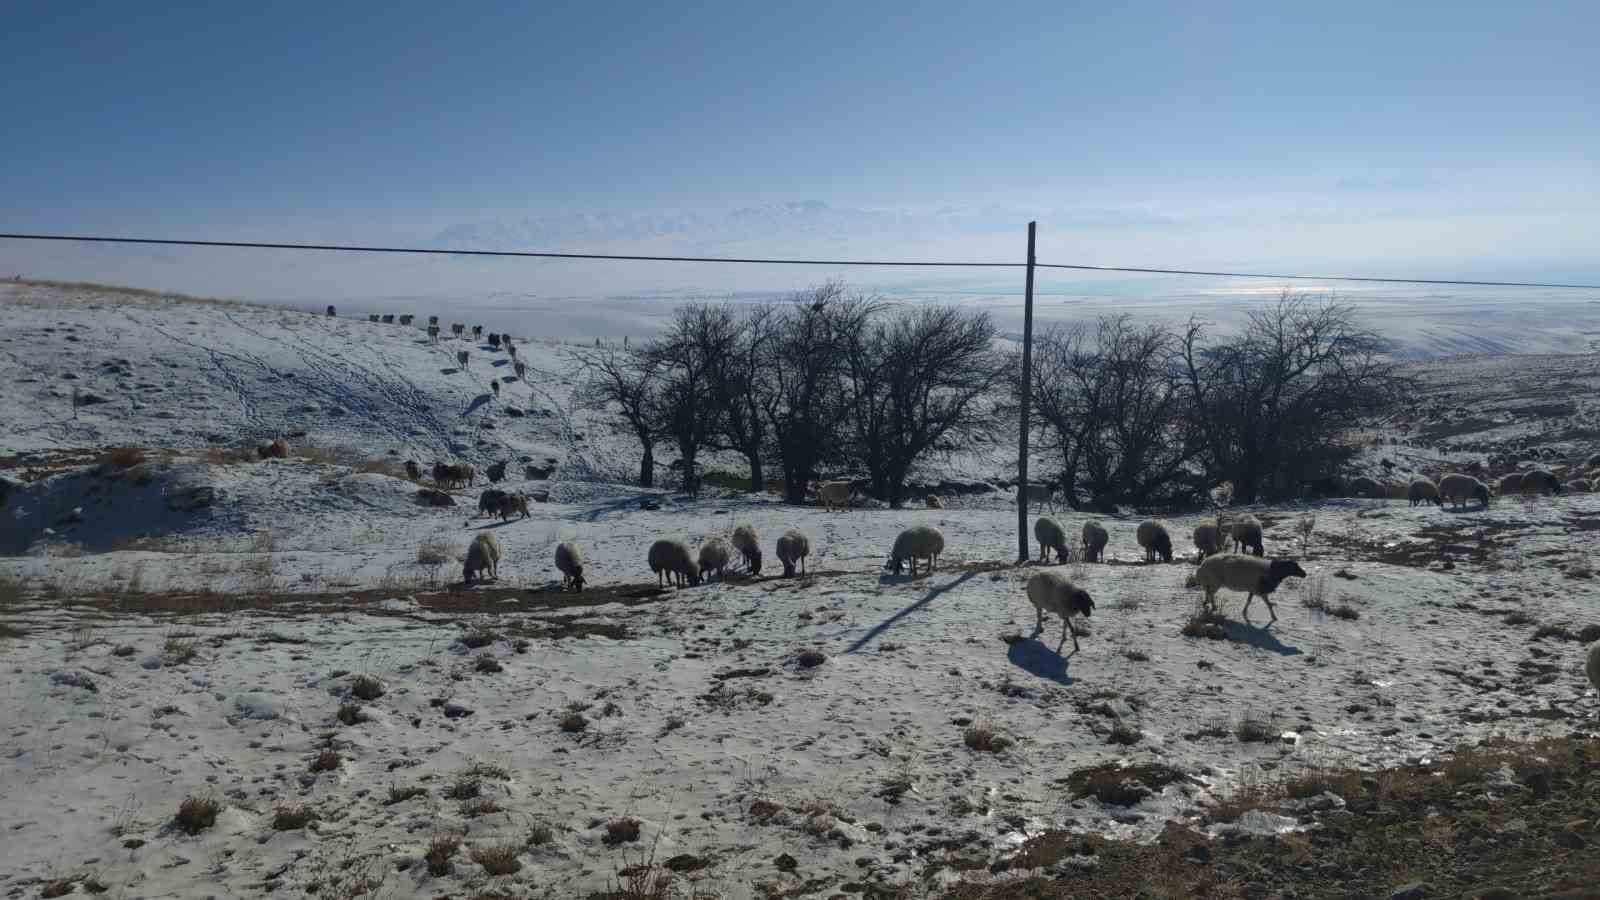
{"left": 682, "top": 450, "right": 698, "bottom": 496}
{"left": 746, "top": 450, "right": 763, "bottom": 493}
{"left": 639, "top": 442, "right": 654, "bottom": 488}
{"left": 784, "top": 467, "right": 808, "bottom": 505}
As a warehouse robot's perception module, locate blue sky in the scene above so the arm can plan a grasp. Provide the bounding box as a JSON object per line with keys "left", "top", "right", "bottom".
{"left": 2, "top": 0, "right": 1597, "bottom": 299}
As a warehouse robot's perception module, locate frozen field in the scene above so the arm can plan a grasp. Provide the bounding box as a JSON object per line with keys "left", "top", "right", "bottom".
{"left": 2, "top": 281, "right": 1598, "bottom": 899}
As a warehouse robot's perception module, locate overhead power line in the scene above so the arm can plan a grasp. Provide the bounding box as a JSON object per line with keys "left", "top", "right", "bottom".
{"left": 1, "top": 231, "right": 1597, "bottom": 290}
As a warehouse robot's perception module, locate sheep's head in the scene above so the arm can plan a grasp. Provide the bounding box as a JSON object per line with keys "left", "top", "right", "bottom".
{"left": 886, "top": 555, "right": 904, "bottom": 575}
{"left": 685, "top": 561, "right": 702, "bottom": 587}
{"left": 1476, "top": 484, "right": 1491, "bottom": 506}
{"left": 1267, "top": 559, "right": 1307, "bottom": 588}
{"left": 747, "top": 547, "right": 763, "bottom": 575}
{"left": 1071, "top": 588, "right": 1095, "bottom": 618}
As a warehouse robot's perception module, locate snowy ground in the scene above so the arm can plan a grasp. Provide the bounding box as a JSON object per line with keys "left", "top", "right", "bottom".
{"left": 2, "top": 282, "right": 1598, "bottom": 899}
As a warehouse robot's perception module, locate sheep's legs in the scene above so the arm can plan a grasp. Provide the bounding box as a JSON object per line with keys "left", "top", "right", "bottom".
{"left": 1242, "top": 593, "right": 1255, "bottom": 621}
{"left": 1264, "top": 597, "right": 1277, "bottom": 623}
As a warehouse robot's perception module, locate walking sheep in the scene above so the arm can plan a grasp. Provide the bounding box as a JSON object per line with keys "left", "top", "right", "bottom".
{"left": 1019, "top": 483, "right": 1054, "bottom": 511}
{"left": 776, "top": 529, "right": 810, "bottom": 577}
{"left": 555, "top": 541, "right": 585, "bottom": 592}
{"left": 434, "top": 462, "right": 475, "bottom": 489}
{"left": 731, "top": 524, "right": 762, "bottom": 574}
{"left": 818, "top": 480, "right": 852, "bottom": 512}
{"left": 1228, "top": 515, "right": 1265, "bottom": 556}
{"left": 1439, "top": 473, "right": 1491, "bottom": 509}
{"left": 463, "top": 533, "right": 501, "bottom": 584}
{"left": 1136, "top": 520, "right": 1174, "bottom": 563}
{"left": 698, "top": 538, "right": 733, "bottom": 581}
{"left": 495, "top": 493, "right": 530, "bottom": 521}
{"left": 1034, "top": 516, "right": 1069, "bottom": 562}
{"left": 1193, "top": 522, "right": 1223, "bottom": 564}
{"left": 477, "top": 488, "right": 508, "bottom": 517}
{"left": 1024, "top": 570, "right": 1095, "bottom": 652}
{"left": 456, "top": 350, "right": 469, "bottom": 369}
{"left": 1081, "top": 521, "right": 1108, "bottom": 563}
{"left": 648, "top": 539, "right": 701, "bottom": 587}
{"left": 926, "top": 494, "right": 944, "bottom": 509}
{"left": 1194, "top": 553, "right": 1307, "bottom": 623}
{"left": 404, "top": 459, "right": 421, "bottom": 481}
{"left": 888, "top": 525, "right": 944, "bottom": 576}
{"left": 1408, "top": 478, "right": 1442, "bottom": 507}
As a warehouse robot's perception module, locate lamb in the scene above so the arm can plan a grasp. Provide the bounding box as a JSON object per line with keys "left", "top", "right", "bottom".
{"left": 1136, "top": 520, "right": 1174, "bottom": 563}
{"left": 1081, "top": 521, "right": 1108, "bottom": 563}
{"left": 698, "top": 538, "right": 733, "bottom": 581}
{"left": 926, "top": 494, "right": 944, "bottom": 509}
{"left": 1228, "top": 515, "right": 1264, "bottom": 556}
{"left": 258, "top": 437, "right": 289, "bottom": 459}
{"left": 887, "top": 525, "right": 944, "bottom": 576}
{"left": 326, "top": 305, "right": 337, "bottom": 317}
{"left": 456, "top": 350, "right": 469, "bottom": 369}
{"left": 1588, "top": 641, "right": 1600, "bottom": 697}
{"left": 648, "top": 539, "right": 701, "bottom": 587}
{"left": 1496, "top": 472, "right": 1524, "bottom": 495}
{"left": 776, "top": 529, "right": 810, "bottom": 577}
{"left": 1034, "top": 516, "right": 1069, "bottom": 562}
{"left": 427, "top": 324, "right": 440, "bottom": 342}
{"left": 1194, "top": 553, "right": 1307, "bottom": 623}
{"left": 1524, "top": 469, "right": 1563, "bottom": 495}
{"left": 1408, "top": 478, "right": 1442, "bottom": 507}
{"left": 486, "top": 461, "right": 507, "bottom": 483}
{"left": 1193, "top": 522, "right": 1223, "bottom": 563}
{"left": 731, "top": 524, "right": 762, "bottom": 574}
{"left": 817, "top": 480, "right": 852, "bottom": 512}
{"left": 477, "top": 488, "right": 508, "bottom": 517}
{"left": 1024, "top": 570, "right": 1095, "bottom": 652}
{"left": 555, "top": 541, "right": 585, "bottom": 592}
{"left": 495, "top": 493, "right": 529, "bottom": 521}
{"left": 404, "top": 459, "right": 421, "bottom": 481}
{"left": 463, "top": 533, "right": 501, "bottom": 584}
{"left": 1438, "top": 473, "right": 1491, "bottom": 509}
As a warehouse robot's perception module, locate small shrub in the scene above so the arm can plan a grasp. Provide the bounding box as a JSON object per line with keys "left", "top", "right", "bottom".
{"left": 1122, "top": 647, "right": 1150, "bottom": 662}
{"left": 604, "top": 817, "right": 642, "bottom": 845}
{"left": 350, "top": 674, "right": 384, "bottom": 700}
{"left": 384, "top": 785, "right": 426, "bottom": 806}
{"left": 963, "top": 723, "right": 1012, "bottom": 753}
{"left": 162, "top": 637, "right": 199, "bottom": 665}
{"left": 1331, "top": 603, "right": 1360, "bottom": 621}
{"left": 1234, "top": 710, "right": 1277, "bottom": 743}
{"left": 525, "top": 821, "right": 554, "bottom": 847}
{"left": 336, "top": 703, "right": 366, "bottom": 726}
{"left": 459, "top": 797, "right": 503, "bottom": 818}
{"left": 40, "top": 880, "right": 75, "bottom": 898}
{"left": 475, "top": 653, "right": 503, "bottom": 674}
{"left": 444, "top": 777, "right": 481, "bottom": 801}
{"left": 425, "top": 836, "right": 460, "bottom": 876}
{"left": 797, "top": 649, "right": 826, "bottom": 668}
{"left": 309, "top": 748, "right": 342, "bottom": 773}
{"left": 1300, "top": 575, "right": 1329, "bottom": 611}
{"left": 461, "top": 627, "right": 500, "bottom": 649}
{"left": 470, "top": 842, "right": 523, "bottom": 875}
{"left": 1107, "top": 720, "right": 1143, "bottom": 746}
{"left": 559, "top": 711, "right": 588, "bottom": 733}
{"left": 272, "top": 804, "right": 318, "bottom": 830}
{"left": 174, "top": 795, "right": 221, "bottom": 834}
{"left": 463, "top": 761, "right": 510, "bottom": 780}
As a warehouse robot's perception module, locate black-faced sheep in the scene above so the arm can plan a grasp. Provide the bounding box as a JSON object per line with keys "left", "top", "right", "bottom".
{"left": 1024, "top": 570, "right": 1094, "bottom": 652}
{"left": 427, "top": 324, "right": 440, "bottom": 343}
{"left": 1194, "top": 553, "right": 1307, "bottom": 623}
{"left": 1408, "top": 479, "right": 1442, "bottom": 507}
{"left": 1034, "top": 516, "right": 1069, "bottom": 562}
{"left": 463, "top": 533, "right": 501, "bottom": 584}
{"left": 1136, "top": 520, "right": 1173, "bottom": 563}
{"left": 731, "top": 524, "right": 762, "bottom": 574}
{"left": 399, "top": 314, "right": 414, "bottom": 326}
{"left": 1193, "top": 522, "right": 1223, "bottom": 564}
{"left": 404, "top": 459, "right": 421, "bottom": 481}
{"left": 1081, "top": 521, "right": 1108, "bottom": 563}
{"left": 817, "top": 480, "right": 851, "bottom": 512}
{"left": 648, "top": 539, "right": 701, "bottom": 587}
{"left": 776, "top": 529, "right": 809, "bottom": 577}
{"left": 1228, "top": 515, "right": 1264, "bottom": 556}
{"left": 888, "top": 525, "right": 943, "bottom": 576}
{"left": 555, "top": 541, "right": 584, "bottom": 591}
{"left": 926, "top": 494, "right": 944, "bottom": 509}
{"left": 698, "top": 538, "right": 733, "bottom": 581}
{"left": 428, "top": 315, "right": 440, "bottom": 326}
{"left": 488, "top": 333, "right": 501, "bottom": 349}
{"left": 1438, "top": 473, "right": 1490, "bottom": 509}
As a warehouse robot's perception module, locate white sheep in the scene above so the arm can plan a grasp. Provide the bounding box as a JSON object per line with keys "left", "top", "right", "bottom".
{"left": 555, "top": 541, "right": 585, "bottom": 591}
{"left": 1033, "top": 516, "right": 1068, "bottom": 562}
{"left": 1193, "top": 522, "right": 1223, "bottom": 564}
{"left": 463, "top": 533, "right": 502, "bottom": 584}
{"left": 648, "top": 539, "right": 701, "bottom": 587}
{"left": 776, "top": 529, "right": 810, "bottom": 577}
{"left": 817, "top": 480, "right": 851, "bottom": 512}
{"left": 1408, "top": 479, "right": 1442, "bottom": 507}
{"left": 888, "top": 525, "right": 944, "bottom": 576}
{"left": 1024, "top": 570, "right": 1095, "bottom": 652}
{"left": 698, "top": 537, "right": 733, "bottom": 581}
{"left": 1194, "top": 553, "right": 1307, "bottom": 623}
{"left": 1081, "top": 520, "right": 1108, "bottom": 563}
{"left": 731, "top": 524, "right": 762, "bottom": 574}
{"left": 1136, "top": 520, "right": 1173, "bottom": 563}
{"left": 1438, "top": 473, "right": 1490, "bottom": 509}
{"left": 926, "top": 494, "right": 944, "bottom": 509}
{"left": 1018, "top": 483, "right": 1054, "bottom": 511}
{"left": 1228, "top": 515, "right": 1264, "bottom": 556}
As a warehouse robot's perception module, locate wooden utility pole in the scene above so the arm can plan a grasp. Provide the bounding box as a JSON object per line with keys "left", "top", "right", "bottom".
{"left": 1017, "top": 221, "right": 1036, "bottom": 562}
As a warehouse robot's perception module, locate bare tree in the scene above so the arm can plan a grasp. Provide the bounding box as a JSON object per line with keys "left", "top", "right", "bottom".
{"left": 1180, "top": 292, "right": 1411, "bottom": 503}
{"left": 842, "top": 305, "right": 1000, "bottom": 508}
{"left": 703, "top": 305, "right": 779, "bottom": 491}
{"left": 570, "top": 343, "right": 660, "bottom": 487}
{"left": 643, "top": 304, "right": 738, "bottom": 495}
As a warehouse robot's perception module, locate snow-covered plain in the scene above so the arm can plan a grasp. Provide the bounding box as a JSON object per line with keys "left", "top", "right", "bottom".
{"left": 2, "top": 281, "right": 1598, "bottom": 899}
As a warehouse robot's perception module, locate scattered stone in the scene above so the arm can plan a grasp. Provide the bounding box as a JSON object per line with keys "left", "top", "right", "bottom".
{"left": 774, "top": 853, "right": 798, "bottom": 872}
{"left": 50, "top": 669, "right": 97, "bottom": 692}
{"left": 1390, "top": 883, "right": 1430, "bottom": 900}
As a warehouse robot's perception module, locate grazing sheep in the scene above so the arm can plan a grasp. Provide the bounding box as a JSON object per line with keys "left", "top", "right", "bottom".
{"left": 488, "top": 333, "right": 501, "bottom": 349}
{"left": 1194, "top": 553, "right": 1307, "bottom": 623}
{"left": 399, "top": 314, "right": 413, "bottom": 325}
{"left": 1567, "top": 479, "right": 1591, "bottom": 493}
{"left": 404, "top": 459, "right": 421, "bottom": 481}
{"left": 486, "top": 461, "right": 507, "bottom": 483}
{"left": 451, "top": 322, "right": 465, "bottom": 338}
{"left": 1081, "top": 521, "right": 1108, "bottom": 563}
{"left": 325, "top": 305, "right": 336, "bottom": 317}
{"left": 1024, "top": 570, "right": 1095, "bottom": 652}
{"left": 776, "top": 529, "right": 810, "bottom": 577}
{"left": 1524, "top": 469, "right": 1563, "bottom": 495}
{"left": 926, "top": 494, "right": 944, "bottom": 509}
{"left": 555, "top": 541, "right": 585, "bottom": 592}
{"left": 1136, "top": 520, "right": 1174, "bottom": 563}
{"left": 1034, "top": 516, "right": 1069, "bottom": 562}
{"left": 463, "top": 533, "right": 501, "bottom": 584}
{"left": 368, "top": 314, "right": 380, "bottom": 322}
{"left": 1228, "top": 515, "right": 1264, "bottom": 556}
{"left": 1496, "top": 472, "right": 1525, "bottom": 495}
{"left": 648, "top": 539, "right": 701, "bottom": 587}
{"left": 427, "top": 324, "right": 440, "bottom": 342}
{"left": 477, "top": 488, "right": 508, "bottom": 517}
{"left": 731, "top": 524, "right": 762, "bottom": 574}
{"left": 433, "top": 462, "right": 475, "bottom": 489}
{"left": 1348, "top": 476, "right": 1386, "bottom": 498}
{"left": 1193, "top": 522, "right": 1223, "bottom": 564}
{"left": 1439, "top": 473, "right": 1491, "bottom": 509}
{"left": 456, "top": 350, "right": 469, "bottom": 369}
{"left": 472, "top": 325, "right": 483, "bottom": 339}
{"left": 258, "top": 437, "right": 289, "bottom": 459}
{"left": 514, "top": 360, "right": 527, "bottom": 380}
{"left": 1588, "top": 641, "right": 1600, "bottom": 696}
{"left": 491, "top": 380, "right": 500, "bottom": 398}
{"left": 888, "top": 525, "right": 944, "bottom": 576}
{"left": 817, "top": 480, "right": 852, "bottom": 512}
{"left": 381, "top": 314, "right": 395, "bottom": 324}
{"left": 698, "top": 538, "right": 733, "bottom": 581}
{"left": 1408, "top": 478, "right": 1442, "bottom": 507}
{"left": 428, "top": 315, "right": 439, "bottom": 326}
{"left": 495, "top": 493, "right": 529, "bottom": 521}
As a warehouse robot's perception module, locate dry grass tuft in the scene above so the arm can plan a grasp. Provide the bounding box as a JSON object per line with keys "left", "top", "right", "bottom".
{"left": 309, "top": 748, "right": 342, "bottom": 773}
{"left": 425, "top": 835, "right": 460, "bottom": 876}
{"left": 461, "top": 626, "right": 499, "bottom": 649}
{"left": 559, "top": 710, "right": 588, "bottom": 733}
{"left": 1234, "top": 709, "right": 1278, "bottom": 743}
{"left": 963, "top": 722, "right": 1012, "bottom": 753}
{"left": 459, "top": 797, "right": 503, "bottom": 818}
{"left": 174, "top": 795, "right": 221, "bottom": 834}
{"left": 475, "top": 653, "right": 503, "bottom": 673}
{"left": 1332, "top": 602, "right": 1361, "bottom": 621}
{"left": 470, "top": 842, "right": 523, "bottom": 875}
{"left": 384, "top": 784, "right": 427, "bottom": 806}
{"left": 604, "top": 817, "right": 643, "bottom": 845}
{"left": 350, "top": 674, "right": 384, "bottom": 700}
{"left": 444, "top": 777, "right": 481, "bottom": 801}
{"left": 336, "top": 703, "right": 366, "bottom": 726}
{"left": 272, "top": 804, "right": 318, "bottom": 830}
